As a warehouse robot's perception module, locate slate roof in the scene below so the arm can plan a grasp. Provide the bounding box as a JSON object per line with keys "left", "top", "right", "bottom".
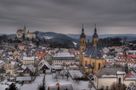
{"left": 85, "top": 45, "right": 103, "bottom": 58}
{"left": 96, "top": 67, "right": 124, "bottom": 78}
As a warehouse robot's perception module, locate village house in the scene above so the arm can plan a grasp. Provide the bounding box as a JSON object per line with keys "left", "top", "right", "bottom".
{"left": 38, "top": 59, "right": 51, "bottom": 73}
{"left": 21, "top": 56, "right": 35, "bottom": 65}
{"left": 35, "top": 50, "right": 46, "bottom": 60}
{"left": 94, "top": 66, "right": 136, "bottom": 90}
{"left": 16, "top": 64, "right": 35, "bottom": 76}
{"left": 52, "top": 49, "right": 76, "bottom": 65}
{"left": 4, "top": 61, "right": 17, "bottom": 76}
{"left": 22, "top": 65, "right": 36, "bottom": 76}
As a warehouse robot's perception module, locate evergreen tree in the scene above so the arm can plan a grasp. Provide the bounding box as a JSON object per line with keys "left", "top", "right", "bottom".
{"left": 8, "top": 83, "right": 17, "bottom": 90}
{"left": 38, "top": 85, "right": 45, "bottom": 90}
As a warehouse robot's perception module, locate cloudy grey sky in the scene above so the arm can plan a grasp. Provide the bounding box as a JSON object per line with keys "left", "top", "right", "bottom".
{"left": 0, "top": 0, "right": 136, "bottom": 35}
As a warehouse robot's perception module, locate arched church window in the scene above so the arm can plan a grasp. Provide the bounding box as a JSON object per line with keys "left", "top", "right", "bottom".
{"left": 98, "top": 63, "right": 101, "bottom": 70}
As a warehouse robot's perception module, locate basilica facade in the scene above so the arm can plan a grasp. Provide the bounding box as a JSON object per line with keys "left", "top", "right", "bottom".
{"left": 79, "top": 25, "right": 106, "bottom": 74}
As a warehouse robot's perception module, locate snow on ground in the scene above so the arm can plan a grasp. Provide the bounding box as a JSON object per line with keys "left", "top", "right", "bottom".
{"left": 20, "top": 74, "right": 43, "bottom": 90}
{"left": 20, "top": 74, "right": 95, "bottom": 90}
{"left": 0, "top": 74, "right": 96, "bottom": 90}
{"left": 0, "top": 84, "right": 8, "bottom": 90}
{"left": 0, "top": 80, "right": 20, "bottom": 90}
{"left": 44, "top": 36, "right": 54, "bottom": 40}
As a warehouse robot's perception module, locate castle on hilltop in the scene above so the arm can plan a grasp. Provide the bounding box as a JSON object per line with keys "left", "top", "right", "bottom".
{"left": 16, "top": 26, "right": 36, "bottom": 40}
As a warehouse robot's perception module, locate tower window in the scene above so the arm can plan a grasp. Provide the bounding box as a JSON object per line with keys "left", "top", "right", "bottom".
{"left": 98, "top": 63, "right": 101, "bottom": 70}
{"left": 85, "top": 61, "right": 87, "bottom": 66}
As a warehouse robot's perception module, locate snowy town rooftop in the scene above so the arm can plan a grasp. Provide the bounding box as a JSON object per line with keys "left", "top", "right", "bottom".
{"left": 53, "top": 51, "right": 75, "bottom": 58}
{"left": 96, "top": 67, "right": 124, "bottom": 78}
{"left": 23, "top": 57, "right": 35, "bottom": 60}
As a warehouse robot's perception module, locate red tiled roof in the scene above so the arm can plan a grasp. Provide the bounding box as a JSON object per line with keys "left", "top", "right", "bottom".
{"left": 125, "top": 71, "right": 136, "bottom": 79}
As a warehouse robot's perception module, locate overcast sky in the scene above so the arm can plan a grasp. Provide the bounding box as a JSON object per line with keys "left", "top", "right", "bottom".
{"left": 0, "top": 0, "right": 136, "bottom": 35}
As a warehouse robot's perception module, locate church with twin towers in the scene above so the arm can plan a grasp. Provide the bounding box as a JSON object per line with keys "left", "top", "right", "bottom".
{"left": 79, "top": 24, "right": 106, "bottom": 74}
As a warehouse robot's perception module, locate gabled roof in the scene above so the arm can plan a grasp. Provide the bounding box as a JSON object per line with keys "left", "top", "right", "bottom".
{"left": 21, "top": 65, "right": 35, "bottom": 72}
{"left": 38, "top": 60, "right": 51, "bottom": 70}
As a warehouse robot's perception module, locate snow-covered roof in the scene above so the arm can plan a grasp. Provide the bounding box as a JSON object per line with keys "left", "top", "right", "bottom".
{"left": 21, "top": 65, "right": 35, "bottom": 72}
{"left": 21, "top": 65, "right": 27, "bottom": 70}
{"left": 26, "top": 65, "right": 35, "bottom": 72}
{"left": 69, "top": 70, "right": 83, "bottom": 78}
{"left": 53, "top": 51, "right": 74, "bottom": 58}
{"left": 0, "top": 60, "right": 4, "bottom": 64}
{"left": 47, "top": 82, "right": 73, "bottom": 90}
{"left": 102, "top": 75, "right": 117, "bottom": 78}
{"left": 23, "top": 57, "right": 35, "bottom": 60}
{"left": 11, "top": 61, "right": 16, "bottom": 65}
{"left": 14, "top": 74, "right": 92, "bottom": 90}
{"left": 125, "top": 71, "right": 136, "bottom": 80}
{"left": 117, "top": 71, "right": 126, "bottom": 75}
{"left": 52, "top": 65, "right": 63, "bottom": 70}
{"left": 16, "top": 76, "right": 32, "bottom": 81}
{"left": 38, "top": 60, "right": 51, "bottom": 69}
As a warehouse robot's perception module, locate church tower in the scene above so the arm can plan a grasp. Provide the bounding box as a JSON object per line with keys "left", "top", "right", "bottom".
{"left": 92, "top": 24, "right": 99, "bottom": 47}
{"left": 80, "top": 24, "right": 106, "bottom": 74}
{"left": 80, "top": 24, "right": 86, "bottom": 53}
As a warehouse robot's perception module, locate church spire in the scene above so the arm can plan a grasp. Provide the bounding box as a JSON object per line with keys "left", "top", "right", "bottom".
{"left": 94, "top": 24, "right": 97, "bottom": 34}
{"left": 93, "top": 24, "right": 98, "bottom": 38}
{"left": 80, "top": 24, "right": 86, "bottom": 38}
{"left": 82, "top": 24, "right": 84, "bottom": 33}
{"left": 80, "top": 24, "right": 86, "bottom": 53}
{"left": 92, "top": 24, "right": 99, "bottom": 47}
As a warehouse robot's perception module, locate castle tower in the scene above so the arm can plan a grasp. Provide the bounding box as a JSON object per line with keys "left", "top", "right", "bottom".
{"left": 92, "top": 24, "right": 99, "bottom": 47}
{"left": 80, "top": 24, "right": 86, "bottom": 53}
